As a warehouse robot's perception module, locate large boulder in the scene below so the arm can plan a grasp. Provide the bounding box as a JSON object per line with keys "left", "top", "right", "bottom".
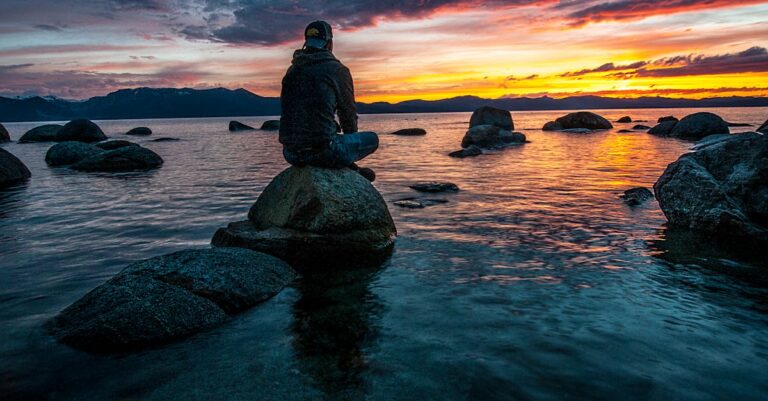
{"left": 260, "top": 120, "right": 280, "bottom": 130}
{"left": 654, "top": 132, "right": 768, "bottom": 247}
{"left": 0, "top": 148, "right": 31, "bottom": 188}
{"left": 71, "top": 145, "right": 163, "bottom": 171}
{"left": 0, "top": 123, "right": 9, "bottom": 142}
{"left": 469, "top": 106, "right": 514, "bottom": 130}
{"left": 757, "top": 119, "right": 767, "bottom": 134}
{"left": 461, "top": 125, "right": 525, "bottom": 149}
{"left": 229, "top": 121, "right": 255, "bottom": 131}
{"left": 126, "top": 127, "right": 152, "bottom": 136}
{"left": 212, "top": 166, "right": 397, "bottom": 267}
{"left": 648, "top": 121, "right": 678, "bottom": 136}
{"left": 391, "top": 128, "right": 426, "bottom": 136}
{"left": 45, "top": 142, "right": 103, "bottom": 166}
{"left": 18, "top": 124, "right": 63, "bottom": 143}
{"left": 48, "top": 248, "right": 296, "bottom": 353}
{"left": 669, "top": 112, "right": 729, "bottom": 139}
{"left": 57, "top": 119, "right": 107, "bottom": 143}
{"left": 554, "top": 112, "right": 613, "bottom": 130}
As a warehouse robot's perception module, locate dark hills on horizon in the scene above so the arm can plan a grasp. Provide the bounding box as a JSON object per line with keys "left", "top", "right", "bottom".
{"left": 1, "top": 87, "right": 767, "bottom": 123}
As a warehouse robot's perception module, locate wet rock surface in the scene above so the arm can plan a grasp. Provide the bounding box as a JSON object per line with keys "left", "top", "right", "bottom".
{"left": 229, "top": 121, "right": 255, "bottom": 131}
{"left": 18, "top": 124, "right": 64, "bottom": 143}
{"left": 126, "top": 127, "right": 152, "bottom": 136}
{"left": 0, "top": 148, "right": 31, "bottom": 188}
{"left": 469, "top": 106, "right": 514, "bottom": 130}
{"left": 212, "top": 166, "right": 397, "bottom": 267}
{"left": 71, "top": 145, "right": 163, "bottom": 172}
{"left": 48, "top": 248, "right": 296, "bottom": 353}
{"left": 45, "top": 142, "right": 103, "bottom": 166}
{"left": 654, "top": 132, "right": 768, "bottom": 247}
{"left": 620, "top": 187, "right": 654, "bottom": 206}
{"left": 391, "top": 128, "right": 427, "bottom": 136}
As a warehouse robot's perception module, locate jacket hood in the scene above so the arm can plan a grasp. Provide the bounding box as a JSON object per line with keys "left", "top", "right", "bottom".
{"left": 291, "top": 48, "right": 339, "bottom": 67}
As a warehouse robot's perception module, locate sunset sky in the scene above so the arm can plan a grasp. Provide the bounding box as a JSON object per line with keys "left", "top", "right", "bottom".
{"left": 1, "top": 0, "right": 767, "bottom": 103}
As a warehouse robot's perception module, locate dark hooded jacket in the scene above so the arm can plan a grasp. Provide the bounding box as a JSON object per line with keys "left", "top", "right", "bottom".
{"left": 279, "top": 48, "right": 358, "bottom": 150}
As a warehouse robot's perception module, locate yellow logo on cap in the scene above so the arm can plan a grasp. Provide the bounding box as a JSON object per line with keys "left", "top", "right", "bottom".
{"left": 306, "top": 28, "right": 320, "bottom": 37}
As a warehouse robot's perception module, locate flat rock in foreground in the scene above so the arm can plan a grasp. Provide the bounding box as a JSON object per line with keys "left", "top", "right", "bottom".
{"left": 212, "top": 166, "right": 397, "bottom": 267}
{"left": 48, "top": 248, "right": 296, "bottom": 353}
{"left": 0, "top": 148, "right": 31, "bottom": 188}
{"left": 654, "top": 132, "right": 768, "bottom": 247}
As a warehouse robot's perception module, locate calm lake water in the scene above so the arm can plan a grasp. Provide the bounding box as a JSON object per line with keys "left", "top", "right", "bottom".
{"left": 1, "top": 108, "right": 768, "bottom": 401}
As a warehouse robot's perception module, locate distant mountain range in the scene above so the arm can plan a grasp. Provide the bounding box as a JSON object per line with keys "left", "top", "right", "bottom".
{"left": 1, "top": 87, "right": 767, "bottom": 123}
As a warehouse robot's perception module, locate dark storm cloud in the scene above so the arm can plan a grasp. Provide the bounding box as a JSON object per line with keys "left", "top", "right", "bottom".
{"left": 564, "top": 0, "right": 767, "bottom": 26}
{"left": 193, "top": 0, "right": 553, "bottom": 45}
{"left": 560, "top": 61, "right": 648, "bottom": 77}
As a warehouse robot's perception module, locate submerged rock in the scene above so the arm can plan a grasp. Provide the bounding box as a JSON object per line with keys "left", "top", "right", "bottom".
{"left": 48, "top": 248, "right": 296, "bottom": 353}
{"left": 391, "top": 128, "right": 426, "bottom": 136}
{"left": 151, "top": 137, "right": 180, "bottom": 142}
{"left": 393, "top": 199, "right": 425, "bottom": 209}
{"left": 57, "top": 119, "right": 107, "bottom": 143}
{"left": 658, "top": 116, "right": 678, "bottom": 123}
{"left": 409, "top": 182, "right": 459, "bottom": 193}
{"left": 449, "top": 145, "right": 482, "bottom": 158}
{"left": 669, "top": 112, "right": 729, "bottom": 139}
{"left": 461, "top": 125, "right": 525, "bottom": 149}
{"left": 45, "top": 142, "right": 103, "bottom": 166}
{"left": 212, "top": 166, "right": 397, "bottom": 267}
{"left": 617, "top": 116, "right": 632, "bottom": 123}
{"left": 542, "top": 121, "right": 563, "bottom": 131}
{"left": 648, "top": 121, "right": 678, "bottom": 137}
{"left": 18, "top": 124, "right": 63, "bottom": 143}
{"left": 554, "top": 112, "right": 613, "bottom": 130}
{"left": 726, "top": 122, "right": 752, "bottom": 127}
{"left": 0, "top": 123, "right": 9, "bottom": 142}
{"left": 617, "top": 129, "right": 633, "bottom": 133}
{"left": 71, "top": 145, "right": 163, "bottom": 172}
{"left": 633, "top": 125, "right": 651, "bottom": 130}
{"left": 620, "top": 187, "right": 654, "bottom": 206}
{"left": 229, "top": 121, "right": 255, "bottom": 131}
{"left": 126, "top": 127, "right": 152, "bottom": 136}
{"left": 469, "top": 106, "right": 514, "bottom": 130}
{"left": 654, "top": 132, "right": 768, "bottom": 247}
{"left": 757, "top": 119, "right": 767, "bottom": 134}
{"left": 0, "top": 148, "right": 31, "bottom": 188}
{"left": 260, "top": 120, "right": 280, "bottom": 130}
{"left": 95, "top": 140, "right": 138, "bottom": 150}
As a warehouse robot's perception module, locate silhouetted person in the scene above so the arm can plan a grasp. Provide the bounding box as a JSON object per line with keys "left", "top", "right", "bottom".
{"left": 279, "top": 20, "right": 378, "bottom": 181}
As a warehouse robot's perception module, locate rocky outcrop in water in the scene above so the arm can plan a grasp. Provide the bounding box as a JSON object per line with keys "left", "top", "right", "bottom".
{"left": 71, "top": 145, "right": 163, "bottom": 172}
{"left": 633, "top": 125, "right": 651, "bottom": 130}
{"left": 126, "top": 127, "right": 152, "bottom": 136}
{"left": 95, "top": 140, "right": 138, "bottom": 150}
{"left": 229, "top": 121, "right": 255, "bottom": 131}
{"left": 548, "top": 112, "right": 613, "bottom": 130}
{"left": 620, "top": 187, "right": 654, "bottom": 206}
{"left": 19, "top": 124, "right": 63, "bottom": 143}
{"left": 461, "top": 125, "right": 526, "bottom": 149}
{"left": 45, "top": 142, "right": 103, "bottom": 166}
{"left": 391, "top": 128, "right": 426, "bottom": 136}
{"left": 617, "top": 116, "right": 632, "bottom": 123}
{"left": 212, "top": 166, "right": 397, "bottom": 267}
{"left": 47, "top": 248, "right": 296, "bottom": 353}
{"left": 151, "top": 137, "right": 180, "bottom": 142}
{"left": 648, "top": 112, "right": 729, "bottom": 140}
{"left": 469, "top": 106, "right": 514, "bottom": 131}
{"left": 409, "top": 182, "right": 459, "bottom": 193}
{"left": 658, "top": 116, "right": 678, "bottom": 123}
{"left": 0, "top": 123, "right": 9, "bottom": 142}
{"left": 0, "top": 148, "right": 31, "bottom": 188}
{"left": 542, "top": 121, "right": 563, "bottom": 131}
{"left": 449, "top": 145, "right": 482, "bottom": 158}
{"left": 260, "top": 120, "right": 280, "bottom": 130}
{"left": 57, "top": 119, "right": 107, "bottom": 143}
{"left": 654, "top": 132, "right": 768, "bottom": 247}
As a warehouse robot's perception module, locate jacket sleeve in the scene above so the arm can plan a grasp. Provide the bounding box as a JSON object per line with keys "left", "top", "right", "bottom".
{"left": 336, "top": 66, "right": 358, "bottom": 134}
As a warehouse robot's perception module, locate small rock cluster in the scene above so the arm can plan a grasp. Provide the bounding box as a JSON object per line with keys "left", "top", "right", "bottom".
{"left": 449, "top": 106, "right": 526, "bottom": 157}
{"left": 648, "top": 112, "right": 729, "bottom": 139}
{"left": 45, "top": 140, "right": 163, "bottom": 171}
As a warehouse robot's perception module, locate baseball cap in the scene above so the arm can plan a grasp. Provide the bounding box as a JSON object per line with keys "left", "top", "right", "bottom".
{"left": 304, "top": 20, "right": 333, "bottom": 49}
